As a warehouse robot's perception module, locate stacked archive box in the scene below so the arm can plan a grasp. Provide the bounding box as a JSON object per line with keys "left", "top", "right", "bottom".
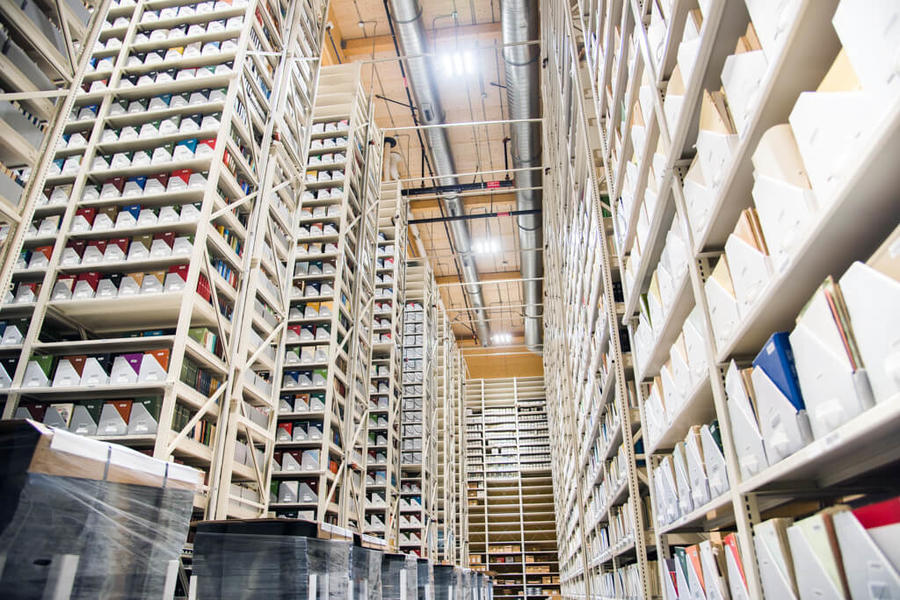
{"left": 464, "top": 377, "right": 560, "bottom": 600}
{"left": 0, "top": 0, "right": 94, "bottom": 291}
{"left": 269, "top": 63, "right": 380, "bottom": 529}
{"left": 364, "top": 180, "right": 406, "bottom": 545}
{"left": 551, "top": 0, "right": 900, "bottom": 597}
{"left": 435, "top": 308, "right": 464, "bottom": 564}
{"left": 1, "top": 0, "right": 326, "bottom": 519}
{"left": 400, "top": 259, "right": 438, "bottom": 557}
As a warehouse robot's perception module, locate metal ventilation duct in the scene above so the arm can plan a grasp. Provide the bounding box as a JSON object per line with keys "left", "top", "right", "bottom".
{"left": 501, "top": 0, "right": 544, "bottom": 354}
{"left": 387, "top": 0, "right": 491, "bottom": 345}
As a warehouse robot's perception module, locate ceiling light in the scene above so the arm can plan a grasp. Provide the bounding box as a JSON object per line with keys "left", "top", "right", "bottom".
{"left": 441, "top": 50, "right": 477, "bottom": 77}
{"left": 472, "top": 238, "right": 501, "bottom": 255}
{"left": 492, "top": 332, "right": 513, "bottom": 345}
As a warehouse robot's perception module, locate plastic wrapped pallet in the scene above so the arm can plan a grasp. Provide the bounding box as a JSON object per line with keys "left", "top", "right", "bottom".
{"left": 474, "top": 573, "right": 485, "bottom": 600}
{"left": 0, "top": 420, "right": 200, "bottom": 600}
{"left": 350, "top": 544, "right": 383, "bottom": 600}
{"left": 381, "top": 553, "right": 418, "bottom": 600}
{"left": 434, "top": 565, "right": 457, "bottom": 600}
{"left": 416, "top": 557, "right": 433, "bottom": 600}
{"left": 460, "top": 568, "right": 471, "bottom": 600}
{"left": 193, "top": 519, "right": 351, "bottom": 599}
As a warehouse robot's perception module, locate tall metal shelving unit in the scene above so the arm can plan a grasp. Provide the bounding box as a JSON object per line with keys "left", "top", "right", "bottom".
{"left": 400, "top": 258, "right": 438, "bottom": 557}
{"left": 365, "top": 179, "right": 405, "bottom": 546}
{"left": 269, "top": 62, "right": 380, "bottom": 530}
{"left": 465, "top": 376, "right": 560, "bottom": 600}
{"left": 1, "top": 0, "right": 327, "bottom": 521}
{"left": 544, "top": 0, "right": 900, "bottom": 597}
{"left": 209, "top": 0, "right": 327, "bottom": 521}
{"left": 0, "top": 0, "right": 96, "bottom": 295}
{"left": 435, "top": 306, "right": 464, "bottom": 565}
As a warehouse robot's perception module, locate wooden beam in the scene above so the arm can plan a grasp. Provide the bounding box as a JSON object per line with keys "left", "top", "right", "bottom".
{"left": 458, "top": 342, "right": 544, "bottom": 378}
{"left": 435, "top": 269, "right": 522, "bottom": 286}
{"left": 409, "top": 192, "right": 517, "bottom": 211}
{"left": 342, "top": 22, "right": 502, "bottom": 59}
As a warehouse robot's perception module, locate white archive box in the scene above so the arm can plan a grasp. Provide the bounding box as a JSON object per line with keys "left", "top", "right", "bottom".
{"left": 789, "top": 49, "right": 881, "bottom": 205}
{"left": 750, "top": 124, "right": 819, "bottom": 274}
{"left": 832, "top": 0, "right": 900, "bottom": 101}
{"left": 672, "top": 441, "right": 692, "bottom": 518}
{"left": 789, "top": 280, "right": 874, "bottom": 439}
{"left": 724, "top": 209, "right": 773, "bottom": 315}
{"left": 833, "top": 497, "right": 900, "bottom": 598}
{"left": 750, "top": 333, "right": 813, "bottom": 465}
{"left": 724, "top": 360, "right": 768, "bottom": 479}
{"left": 743, "top": 0, "right": 804, "bottom": 61}
{"left": 720, "top": 23, "right": 768, "bottom": 137}
{"left": 787, "top": 509, "right": 849, "bottom": 600}
{"left": 676, "top": 9, "right": 704, "bottom": 83}
{"left": 699, "top": 540, "right": 730, "bottom": 600}
{"left": 705, "top": 256, "right": 740, "bottom": 349}
{"left": 755, "top": 518, "right": 799, "bottom": 599}
{"left": 682, "top": 156, "right": 715, "bottom": 246}
{"left": 839, "top": 226, "right": 900, "bottom": 404}
{"left": 684, "top": 425, "right": 710, "bottom": 508}
{"left": 695, "top": 90, "right": 739, "bottom": 194}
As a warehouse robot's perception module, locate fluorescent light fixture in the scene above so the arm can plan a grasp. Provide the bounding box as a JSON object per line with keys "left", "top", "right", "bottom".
{"left": 441, "top": 50, "right": 477, "bottom": 77}
{"left": 472, "top": 238, "right": 501, "bottom": 255}
{"left": 492, "top": 332, "right": 512, "bottom": 345}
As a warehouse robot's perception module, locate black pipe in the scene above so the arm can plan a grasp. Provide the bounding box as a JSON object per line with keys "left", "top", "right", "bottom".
{"left": 502, "top": 137, "right": 510, "bottom": 179}
{"left": 409, "top": 208, "right": 541, "bottom": 225}
{"left": 326, "top": 28, "right": 342, "bottom": 64}
{"left": 375, "top": 94, "right": 415, "bottom": 111}
{"left": 382, "top": 0, "right": 478, "bottom": 340}
{"left": 402, "top": 179, "right": 515, "bottom": 196}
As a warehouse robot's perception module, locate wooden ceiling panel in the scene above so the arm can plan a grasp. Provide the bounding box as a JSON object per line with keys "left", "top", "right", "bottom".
{"left": 330, "top": 0, "right": 542, "bottom": 373}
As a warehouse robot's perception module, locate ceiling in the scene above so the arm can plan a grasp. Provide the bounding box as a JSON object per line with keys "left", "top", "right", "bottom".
{"left": 324, "top": 0, "right": 543, "bottom": 377}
